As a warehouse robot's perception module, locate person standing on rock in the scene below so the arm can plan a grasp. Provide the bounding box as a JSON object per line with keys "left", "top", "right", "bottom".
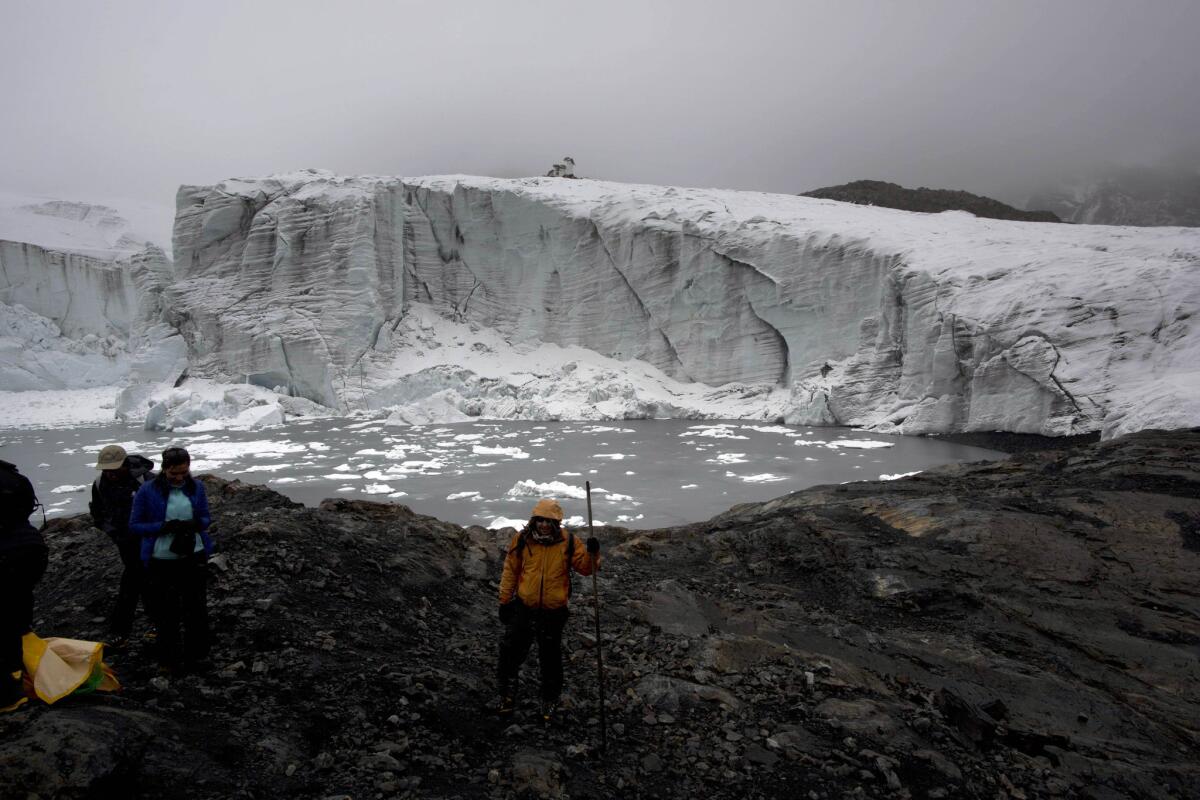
{"left": 497, "top": 498, "right": 600, "bottom": 721}
{"left": 0, "top": 460, "right": 48, "bottom": 713}
{"left": 130, "top": 446, "right": 214, "bottom": 675}
{"left": 89, "top": 445, "right": 155, "bottom": 647}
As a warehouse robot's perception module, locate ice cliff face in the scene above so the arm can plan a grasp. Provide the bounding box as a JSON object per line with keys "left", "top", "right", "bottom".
{"left": 4, "top": 175, "right": 1198, "bottom": 438}
{"left": 398, "top": 177, "right": 1199, "bottom": 438}
{"left": 170, "top": 171, "right": 403, "bottom": 408}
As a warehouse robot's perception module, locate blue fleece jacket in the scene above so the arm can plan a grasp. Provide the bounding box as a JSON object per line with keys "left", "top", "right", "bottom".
{"left": 130, "top": 475, "right": 214, "bottom": 565}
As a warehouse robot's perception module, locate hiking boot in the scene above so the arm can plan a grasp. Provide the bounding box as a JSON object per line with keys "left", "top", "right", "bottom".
{"left": 497, "top": 695, "right": 515, "bottom": 717}
{"left": 0, "top": 672, "right": 28, "bottom": 714}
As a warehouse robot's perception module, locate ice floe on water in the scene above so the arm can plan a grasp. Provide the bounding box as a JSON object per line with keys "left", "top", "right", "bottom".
{"left": 506, "top": 480, "right": 588, "bottom": 500}
{"left": 447, "top": 491, "right": 482, "bottom": 501}
{"left": 709, "top": 453, "right": 749, "bottom": 464}
{"left": 472, "top": 445, "right": 529, "bottom": 459}
{"left": 50, "top": 484, "right": 86, "bottom": 493}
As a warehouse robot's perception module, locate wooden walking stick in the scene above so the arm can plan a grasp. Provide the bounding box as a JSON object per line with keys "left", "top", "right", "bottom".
{"left": 586, "top": 480, "right": 608, "bottom": 753}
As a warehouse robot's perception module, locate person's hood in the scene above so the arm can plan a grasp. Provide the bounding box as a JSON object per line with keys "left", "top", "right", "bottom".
{"left": 531, "top": 498, "right": 564, "bottom": 521}
{"left": 126, "top": 454, "right": 155, "bottom": 480}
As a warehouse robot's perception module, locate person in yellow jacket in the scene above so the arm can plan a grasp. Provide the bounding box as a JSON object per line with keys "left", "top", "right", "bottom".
{"left": 497, "top": 497, "right": 599, "bottom": 721}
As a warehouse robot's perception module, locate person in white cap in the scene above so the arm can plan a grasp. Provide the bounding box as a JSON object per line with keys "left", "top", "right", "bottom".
{"left": 89, "top": 444, "right": 155, "bottom": 646}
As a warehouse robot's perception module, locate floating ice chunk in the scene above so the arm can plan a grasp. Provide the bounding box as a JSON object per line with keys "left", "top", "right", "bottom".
{"left": 563, "top": 515, "right": 605, "bottom": 527}
{"left": 880, "top": 470, "right": 922, "bottom": 481}
{"left": 473, "top": 445, "right": 530, "bottom": 459}
{"left": 363, "top": 483, "right": 393, "bottom": 494}
{"left": 559, "top": 471, "right": 582, "bottom": 476}
{"left": 270, "top": 477, "right": 299, "bottom": 484}
{"left": 336, "top": 486, "right": 357, "bottom": 492}
{"left": 333, "top": 463, "right": 353, "bottom": 472}
{"left": 708, "top": 453, "right": 748, "bottom": 464}
{"left": 453, "top": 434, "right": 486, "bottom": 441}
{"left": 804, "top": 457, "right": 817, "bottom": 461}
{"left": 829, "top": 439, "right": 895, "bottom": 449}
{"left": 307, "top": 442, "right": 331, "bottom": 451}
{"left": 387, "top": 491, "right": 408, "bottom": 498}
{"left": 236, "top": 464, "right": 290, "bottom": 473}
{"left": 447, "top": 491, "right": 482, "bottom": 500}
{"left": 50, "top": 484, "right": 86, "bottom": 494}
{"left": 594, "top": 453, "right": 631, "bottom": 460}
{"left": 604, "top": 492, "right": 634, "bottom": 502}
{"left": 324, "top": 473, "right": 362, "bottom": 480}
{"left": 681, "top": 484, "right": 698, "bottom": 489}
{"left": 740, "top": 425, "right": 794, "bottom": 434}
{"left": 688, "top": 427, "right": 749, "bottom": 440}
{"left": 506, "top": 479, "right": 587, "bottom": 500}
{"left": 729, "top": 473, "right": 787, "bottom": 483}
{"left": 488, "top": 516, "right": 526, "bottom": 530}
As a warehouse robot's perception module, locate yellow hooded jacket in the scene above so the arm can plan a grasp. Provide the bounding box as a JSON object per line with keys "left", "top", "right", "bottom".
{"left": 499, "top": 528, "right": 598, "bottom": 610}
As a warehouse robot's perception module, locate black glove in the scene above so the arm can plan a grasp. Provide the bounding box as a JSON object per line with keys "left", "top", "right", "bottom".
{"left": 586, "top": 536, "right": 600, "bottom": 555}
{"left": 499, "top": 601, "right": 517, "bottom": 624}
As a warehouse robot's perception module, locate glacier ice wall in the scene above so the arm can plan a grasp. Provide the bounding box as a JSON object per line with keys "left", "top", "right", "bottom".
{"left": 401, "top": 177, "right": 1199, "bottom": 437}
{"left": 170, "top": 171, "right": 404, "bottom": 409}
{"left": 161, "top": 172, "right": 1200, "bottom": 438}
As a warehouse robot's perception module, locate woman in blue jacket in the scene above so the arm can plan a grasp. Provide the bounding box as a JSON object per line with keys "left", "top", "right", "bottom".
{"left": 130, "top": 446, "right": 214, "bottom": 674}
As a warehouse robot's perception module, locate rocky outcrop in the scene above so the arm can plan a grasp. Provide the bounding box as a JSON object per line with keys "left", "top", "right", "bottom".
{"left": 3, "top": 429, "right": 1197, "bottom": 798}
{"left": 802, "top": 179, "right": 1062, "bottom": 223}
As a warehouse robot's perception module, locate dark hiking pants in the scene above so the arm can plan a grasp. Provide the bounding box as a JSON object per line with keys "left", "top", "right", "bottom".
{"left": 0, "top": 543, "right": 48, "bottom": 677}
{"left": 111, "top": 537, "right": 146, "bottom": 637}
{"left": 498, "top": 602, "right": 568, "bottom": 702}
{"left": 146, "top": 554, "right": 209, "bottom": 668}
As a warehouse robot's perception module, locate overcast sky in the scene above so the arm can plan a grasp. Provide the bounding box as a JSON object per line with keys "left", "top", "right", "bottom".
{"left": 3, "top": 0, "right": 1198, "bottom": 210}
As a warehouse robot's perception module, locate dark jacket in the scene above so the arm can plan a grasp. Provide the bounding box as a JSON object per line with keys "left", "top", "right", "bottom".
{"left": 89, "top": 455, "right": 155, "bottom": 541}
{"left": 130, "top": 475, "right": 214, "bottom": 565}
{"left": 0, "top": 459, "right": 44, "bottom": 554}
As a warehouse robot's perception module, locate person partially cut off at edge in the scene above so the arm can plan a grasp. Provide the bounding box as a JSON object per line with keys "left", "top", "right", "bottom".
{"left": 497, "top": 498, "right": 599, "bottom": 721}
{"left": 0, "top": 461, "right": 48, "bottom": 713}
{"left": 130, "top": 447, "right": 214, "bottom": 675}
{"left": 89, "top": 444, "right": 155, "bottom": 647}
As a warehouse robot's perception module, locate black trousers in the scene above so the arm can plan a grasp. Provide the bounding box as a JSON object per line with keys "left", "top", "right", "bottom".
{"left": 111, "top": 537, "right": 146, "bottom": 637}
{"left": 0, "top": 543, "right": 48, "bottom": 676}
{"left": 497, "top": 603, "right": 568, "bottom": 702}
{"left": 146, "top": 554, "right": 209, "bottom": 667}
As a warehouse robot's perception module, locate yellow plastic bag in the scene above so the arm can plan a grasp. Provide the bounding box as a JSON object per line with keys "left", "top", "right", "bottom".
{"left": 21, "top": 632, "right": 120, "bottom": 704}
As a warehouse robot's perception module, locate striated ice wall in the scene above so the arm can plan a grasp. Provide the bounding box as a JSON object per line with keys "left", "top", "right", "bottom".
{"left": 170, "top": 170, "right": 404, "bottom": 409}
{"left": 401, "top": 177, "right": 1199, "bottom": 438}
{"left": 157, "top": 172, "right": 1199, "bottom": 437}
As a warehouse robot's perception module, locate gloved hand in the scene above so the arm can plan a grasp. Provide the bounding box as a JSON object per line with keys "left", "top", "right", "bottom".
{"left": 586, "top": 536, "right": 600, "bottom": 554}
{"left": 499, "top": 601, "right": 517, "bottom": 624}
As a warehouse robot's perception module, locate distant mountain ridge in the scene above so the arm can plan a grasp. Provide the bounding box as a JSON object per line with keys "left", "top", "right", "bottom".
{"left": 1026, "top": 166, "right": 1200, "bottom": 227}
{"left": 802, "top": 179, "right": 1062, "bottom": 223}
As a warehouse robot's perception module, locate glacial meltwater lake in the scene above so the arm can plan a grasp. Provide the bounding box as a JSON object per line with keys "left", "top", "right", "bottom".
{"left": 1, "top": 419, "right": 1005, "bottom": 530}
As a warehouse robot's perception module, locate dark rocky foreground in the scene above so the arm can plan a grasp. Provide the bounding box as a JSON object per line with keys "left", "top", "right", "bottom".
{"left": 2, "top": 429, "right": 1198, "bottom": 800}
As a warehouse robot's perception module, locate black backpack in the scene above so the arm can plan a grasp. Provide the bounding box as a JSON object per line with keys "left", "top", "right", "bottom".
{"left": 0, "top": 460, "right": 37, "bottom": 531}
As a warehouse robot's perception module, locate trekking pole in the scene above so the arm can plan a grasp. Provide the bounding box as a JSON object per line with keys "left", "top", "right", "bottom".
{"left": 586, "top": 480, "right": 607, "bottom": 753}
